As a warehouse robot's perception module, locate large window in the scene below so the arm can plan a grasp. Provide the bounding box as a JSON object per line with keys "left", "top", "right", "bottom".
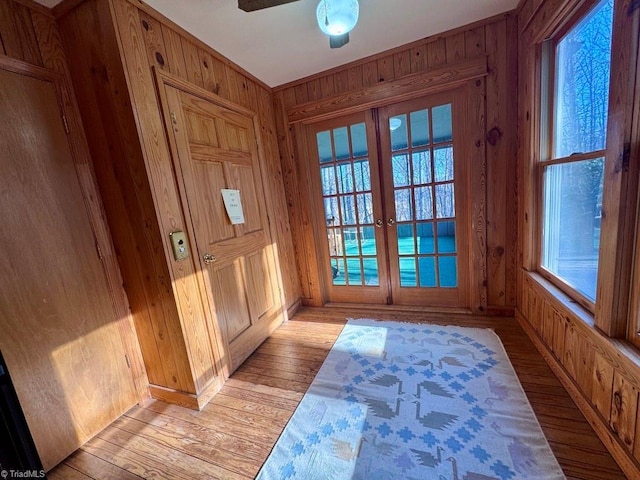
{"left": 540, "top": 0, "right": 614, "bottom": 305}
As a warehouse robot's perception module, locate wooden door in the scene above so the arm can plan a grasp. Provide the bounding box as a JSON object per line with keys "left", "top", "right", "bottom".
{"left": 306, "top": 112, "right": 391, "bottom": 303}
{"left": 379, "top": 91, "right": 470, "bottom": 306}
{"left": 160, "top": 79, "right": 282, "bottom": 374}
{"left": 0, "top": 66, "right": 137, "bottom": 470}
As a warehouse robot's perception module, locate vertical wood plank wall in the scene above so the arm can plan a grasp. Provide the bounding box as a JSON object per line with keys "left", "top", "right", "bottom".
{"left": 57, "top": 0, "right": 299, "bottom": 406}
{"left": 516, "top": 0, "right": 640, "bottom": 477}
{"left": 129, "top": 0, "right": 300, "bottom": 313}
{"left": 122, "top": 0, "right": 300, "bottom": 311}
{"left": 0, "top": 0, "right": 149, "bottom": 465}
{"left": 273, "top": 15, "right": 518, "bottom": 313}
{"left": 0, "top": 0, "right": 148, "bottom": 399}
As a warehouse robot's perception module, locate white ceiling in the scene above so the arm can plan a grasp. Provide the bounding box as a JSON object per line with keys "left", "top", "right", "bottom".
{"left": 41, "top": 0, "right": 520, "bottom": 87}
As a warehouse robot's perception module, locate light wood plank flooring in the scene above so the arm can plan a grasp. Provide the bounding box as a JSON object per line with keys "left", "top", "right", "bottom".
{"left": 48, "top": 307, "right": 626, "bottom": 479}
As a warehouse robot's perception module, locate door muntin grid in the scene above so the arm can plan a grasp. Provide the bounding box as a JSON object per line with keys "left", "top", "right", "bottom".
{"left": 389, "top": 103, "right": 458, "bottom": 288}
{"left": 317, "top": 123, "right": 379, "bottom": 286}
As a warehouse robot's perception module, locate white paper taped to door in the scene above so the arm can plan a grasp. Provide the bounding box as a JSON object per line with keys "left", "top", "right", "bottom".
{"left": 221, "top": 189, "right": 245, "bottom": 225}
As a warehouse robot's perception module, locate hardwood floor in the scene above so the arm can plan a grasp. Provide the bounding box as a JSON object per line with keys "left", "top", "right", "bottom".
{"left": 48, "top": 307, "right": 626, "bottom": 479}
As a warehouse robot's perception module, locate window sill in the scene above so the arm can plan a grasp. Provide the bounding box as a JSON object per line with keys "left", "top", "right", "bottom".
{"left": 526, "top": 270, "right": 595, "bottom": 328}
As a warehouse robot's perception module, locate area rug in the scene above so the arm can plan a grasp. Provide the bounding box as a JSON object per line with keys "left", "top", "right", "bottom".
{"left": 257, "top": 318, "right": 565, "bottom": 480}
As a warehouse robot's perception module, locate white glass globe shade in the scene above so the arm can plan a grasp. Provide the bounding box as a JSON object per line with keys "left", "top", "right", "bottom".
{"left": 316, "top": 0, "right": 359, "bottom": 36}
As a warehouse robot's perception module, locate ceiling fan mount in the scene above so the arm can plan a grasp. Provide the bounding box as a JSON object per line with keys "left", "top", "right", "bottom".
{"left": 238, "top": 0, "right": 301, "bottom": 13}
{"left": 238, "top": 0, "right": 357, "bottom": 48}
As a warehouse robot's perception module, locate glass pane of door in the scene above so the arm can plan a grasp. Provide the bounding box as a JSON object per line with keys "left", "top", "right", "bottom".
{"left": 315, "top": 121, "right": 382, "bottom": 289}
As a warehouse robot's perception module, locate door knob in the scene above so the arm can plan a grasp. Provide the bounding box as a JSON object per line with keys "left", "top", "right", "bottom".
{"left": 375, "top": 219, "right": 384, "bottom": 228}
{"left": 387, "top": 218, "right": 395, "bottom": 226}
{"left": 203, "top": 253, "right": 216, "bottom": 264}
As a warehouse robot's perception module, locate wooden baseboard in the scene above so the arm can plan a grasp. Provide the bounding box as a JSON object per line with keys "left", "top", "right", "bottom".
{"left": 516, "top": 309, "right": 640, "bottom": 479}
{"left": 485, "top": 305, "right": 516, "bottom": 316}
{"left": 148, "top": 377, "right": 223, "bottom": 411}
{"left": 286, "top": 298, "right": 302, "bottom": 320}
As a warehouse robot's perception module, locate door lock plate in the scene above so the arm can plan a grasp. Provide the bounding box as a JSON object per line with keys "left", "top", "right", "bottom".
{"left": 169, "top": 231, "right": 189, "bottom": 261}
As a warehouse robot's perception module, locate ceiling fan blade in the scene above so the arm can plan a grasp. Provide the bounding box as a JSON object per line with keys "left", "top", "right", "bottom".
{"left": 238, "top": 0, "right": 300, "bottom": 12}
{"left": 330, "top": 33, "right": 350, "bottom": 49}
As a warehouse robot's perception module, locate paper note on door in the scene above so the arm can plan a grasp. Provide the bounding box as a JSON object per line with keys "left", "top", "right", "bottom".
{"left": 221, "top": 189, "right": 245, "bottom": 224}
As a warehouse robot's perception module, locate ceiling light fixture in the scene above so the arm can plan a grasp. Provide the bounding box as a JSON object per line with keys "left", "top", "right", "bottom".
{"left": 316, "top": 0, "right": 359, "bottom": 48}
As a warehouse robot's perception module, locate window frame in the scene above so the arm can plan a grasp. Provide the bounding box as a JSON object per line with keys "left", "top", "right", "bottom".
{"left": 536, "top": 0, "right": 613, "bottom": 314}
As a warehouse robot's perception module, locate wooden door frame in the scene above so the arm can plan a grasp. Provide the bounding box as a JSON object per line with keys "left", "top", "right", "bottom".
{"left": 285, "top": 60, "right": 489, "bottom": 312}
{"left": 0, "top": 55, "right": 149, "bottom": 403}
{"left": 154, "top": 67, "right": 287, "bottom": 378}
{"left": 297, "top": 80, "right": 487, "bottom": 312}
{"left": 302, "top": 110, "right": 392, "bottom": 304}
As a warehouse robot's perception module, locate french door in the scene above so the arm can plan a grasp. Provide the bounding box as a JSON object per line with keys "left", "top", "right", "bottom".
{"left": 309, "top": 90, "right": 469, "bottom": 307}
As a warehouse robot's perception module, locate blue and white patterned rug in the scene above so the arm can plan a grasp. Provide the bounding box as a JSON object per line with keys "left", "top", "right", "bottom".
{"left": 257, "top": 318, "right": 565, "bottom": 480}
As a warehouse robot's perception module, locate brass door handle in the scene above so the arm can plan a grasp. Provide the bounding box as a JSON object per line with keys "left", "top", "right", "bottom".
{"left": 203, "top": 253, "right": 216, "bottom": 264}
{"left": 375, "top": 219, "right": 384, "bottom": 228}
{"left": 387, "top": 218, "right": 395, "bottom": 226}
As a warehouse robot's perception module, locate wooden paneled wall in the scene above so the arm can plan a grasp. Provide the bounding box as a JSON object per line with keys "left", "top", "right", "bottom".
{"left": 273, "top": 14, "right": 518, "bottom": 313}
{"left": 516, "top": 0, "right": 640, "bottom": 477}
{"left": 0, "top": 0, "right": 149, "bottom": 468}
{"left": 0, "top": 0, "right": 148, "bottom": 402}
{"left": 57, "top": 0, "right": 298, "bottom": 407}
{"left": 123, "top": 0, "right": 301, "bottom": 312}
{"left": 519, "top": 273, "right": 640, "bottom": 478}
{"left": 58, "top": 0, "right": 299, "bottom": 317}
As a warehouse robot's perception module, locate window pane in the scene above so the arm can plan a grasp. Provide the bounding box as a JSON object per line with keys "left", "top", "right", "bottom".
{"left": 341, "top": 195, "right": 357, "bottom": 225}
{"left": 416, "top": 222, "right": 435, "bottom": 254}
{"left": 317, "top": 131, "right": 333, "bottom": 163}
{"left": 419, "top": 257, "right": 437, "bottom": 287}
{"left": 553, "top": 0, "right": 613, "bottom": 158}
{"left": 337, "top": 163, "right": 354, "bottom": 193}
{"left": 435, "top": 183, "right": 455, "bottom": 218}
{"left": 437, "top": 221, "right": 457, "bottom": 253}
{"left": 350, "top": 123, "right": 368, "bottom": 157}
{"left": 434, "top": 146, "right": 454, "bottom": 182}
{"left": 412, "top": 150, "right": 432, "bottom": 185}
{"left": 363, "top": 258, "right": 379, "bottom": 286}
{"left": 415, "top": 186, "right": 433, "bottom": 220}
{"left": 353, "top": 160, "right": 371, "bottom": 192}
{"left": 320, "top": 166, "right": 337, "bottom": 195}
{"left": 432, "top": 104, "right": 452, "bottom": 143}
{"left": 343, "top": 228, "right": 360, "bottom": 256}
{"left": 397, "top": 224, "right": 415, "bottom": 255}
{"left": 542, "top": 158, "right": 604, "bottom": 301}
{"left": 410, "top": 109, "right": 430, "bottom": 147}
{"left": 392, "top": 154, "right": 411, "bottom": 187}
{"left": 395, "top": 189, "right": 413, "bottom": 222}
{"left": 357, "top": 193, "right": 374, "bottom": 224}
{"left": 332, "top": 258, "right": 345, "bottom": 285}
{"left": 439, "top": 257, "right": 458, "bottom": 288}
{"left": 333, "top": 127, "right": 351, "bottom": 160}
{"left": 346, "top": 258, "right": 362, "bottom": 285}
{"left": 324, "top": 197, "right": 339, "bottom": 225}
{"left": 390, "top": 115, "right": 408, "bottom": 151}
{"left": 326, "top": 228, "right": 342, "bottom": 256}
{"left": 399, "top": 257, "right": 417, "bottom": 287}
{"left": 360, "top": 226, "right": 376, "bottom": 255}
